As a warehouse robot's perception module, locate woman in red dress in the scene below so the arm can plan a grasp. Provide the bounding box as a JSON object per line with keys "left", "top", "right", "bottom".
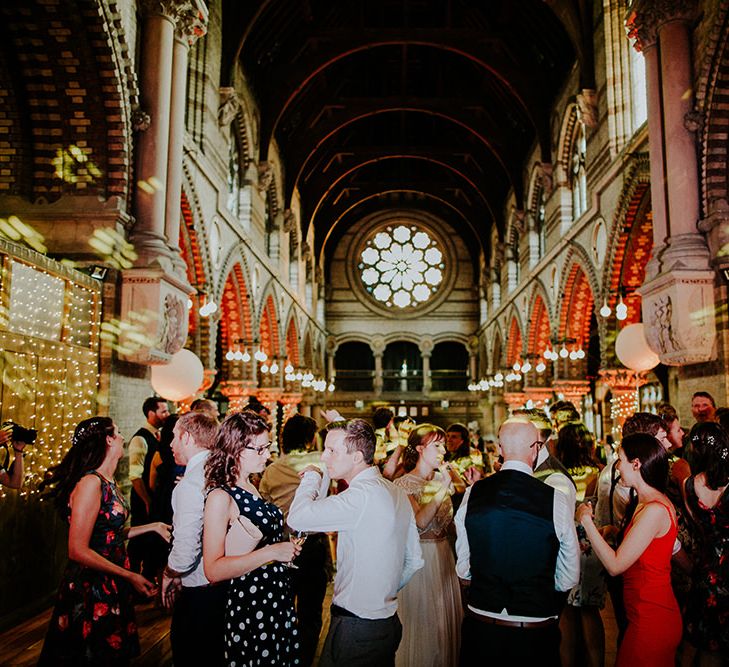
{"left": 577, "top": 432, "right": 681, "bottom": 666}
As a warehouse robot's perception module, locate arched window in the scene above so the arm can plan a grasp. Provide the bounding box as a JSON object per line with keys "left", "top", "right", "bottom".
{"left": 358, "top": 223, "right": 445, "bottom": 309}
{"left": 430, "top": 342, "right": 468, "bottom": 391}
{"left": 571, "top": 122, "right": 588, "bottom": 222}
{"left": 334, "top": 342, "right": 374, "bottom": 392}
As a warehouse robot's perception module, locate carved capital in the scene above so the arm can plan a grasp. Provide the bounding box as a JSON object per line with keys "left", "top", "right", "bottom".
{"left": 257, "top": 161, "right": 274, "bottom": 193}
{"left": 218, "top": 87, "right": 240, "bottom": 128}
{"left": 577, "top": 89, "right": 598, "bottom": 128}
{"left": 638, "top": 269, "right": 717, "bottom": 365}
{"left": 419, "top": 337, "right": 435, "bottom": 355}
{"left": 684, "top": 109, "right": 704, "bottom": 133}
{"left": 370, "top": 336, "right": 386, "bottom": 355}
{"left": 627, "top": 0, "right": 696, "bottom": 52}
{"left": 174, "top": 1, "right": 208, "bottom": 44}
{"left": 132, "top": 108, "right": 151, "bottom": 132}
{"left": 282, "top": 209, "right": 296, "bottom": 233}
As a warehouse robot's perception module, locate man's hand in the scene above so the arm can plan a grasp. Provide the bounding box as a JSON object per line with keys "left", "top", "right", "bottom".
{"left": 161, "top": 572, "right": 182, "bottom": 609}
{"left": 299, "top": 465, "right": 323, "bottom": 478}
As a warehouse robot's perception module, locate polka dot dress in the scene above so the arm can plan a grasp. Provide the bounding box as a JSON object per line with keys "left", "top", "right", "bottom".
{"left": 222, "top": 486, "right": 300, "bottom": 667}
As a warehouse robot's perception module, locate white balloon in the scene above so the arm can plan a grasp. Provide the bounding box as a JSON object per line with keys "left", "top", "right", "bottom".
{"left": 150, "top": 349, "right": 205, "bottom": 401}
{"left": 615, "top": 323, "right": 660, "bottom": 372}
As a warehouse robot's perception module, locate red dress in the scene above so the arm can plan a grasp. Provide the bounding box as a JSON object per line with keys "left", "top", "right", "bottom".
{"left": 617, "top": 501, "right": 682, "bottom": 666}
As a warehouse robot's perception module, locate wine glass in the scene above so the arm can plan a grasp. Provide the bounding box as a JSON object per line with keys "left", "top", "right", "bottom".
{"left": 286, "top": 530, "right": 308, "bottom": 569}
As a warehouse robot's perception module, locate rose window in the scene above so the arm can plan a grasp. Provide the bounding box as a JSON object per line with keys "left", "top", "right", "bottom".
{"left": 358, "top": 224, "right": 444, "bottom": 309}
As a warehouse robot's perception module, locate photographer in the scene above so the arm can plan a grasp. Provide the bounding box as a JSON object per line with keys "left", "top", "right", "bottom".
{"left": 0, "top": 426, "right": 28, "bottom": 489}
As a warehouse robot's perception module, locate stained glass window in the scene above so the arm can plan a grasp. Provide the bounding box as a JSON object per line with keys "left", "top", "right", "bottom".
{"left": 358, "top": 224, "right": 444, "bottom": 309}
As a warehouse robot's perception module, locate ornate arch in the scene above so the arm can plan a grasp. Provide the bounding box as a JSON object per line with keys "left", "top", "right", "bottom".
{"left": 219, "top": 262, "right": 254, "bottom": 356}
{"left": 558, "top": 261, "right": 595, "bottom": 349}
{"left": 284, "top": 312, "right": 300, "bottom": 367}
{"left": 259, "top": 293, "right": 281, "bottom": 358}
{"left": 527, "top": 292, "right": 553, "bottom": 357}
{"left": 602, "top": 153, "right": 652, "bottom": 325}
{"left": 505, "top": 313, "right": 524, "bottom": 367}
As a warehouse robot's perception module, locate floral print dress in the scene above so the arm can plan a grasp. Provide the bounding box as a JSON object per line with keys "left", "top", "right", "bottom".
{"left": 39, "top": 471, "right": 140, "bottom": 666}
{"left": 683, "top": 476, "right": 729, "bottom": 656}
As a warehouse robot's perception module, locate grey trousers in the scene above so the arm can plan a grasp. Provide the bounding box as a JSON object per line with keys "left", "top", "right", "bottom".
{"left": 319, "top": 610, "right": 402, "bottom": 667}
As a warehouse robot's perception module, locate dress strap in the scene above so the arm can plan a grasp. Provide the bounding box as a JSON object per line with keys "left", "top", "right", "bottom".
{"left": 643, "top": 500, "right": 677, "bottom": 530}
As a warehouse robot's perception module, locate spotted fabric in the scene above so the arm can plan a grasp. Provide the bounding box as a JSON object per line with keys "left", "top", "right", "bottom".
{"left": 221, "top": 485, "right": 300, "bottom": 667}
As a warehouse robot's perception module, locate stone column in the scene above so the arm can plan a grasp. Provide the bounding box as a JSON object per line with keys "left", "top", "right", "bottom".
{"left": 133, "top": 1, "right": 178, "bottom": 264}
{"left": 419, "top": 337, "right": 434, "bottom": 396}
{"left": 165, "top": 3, "right": 207, "bottom": 276}
{"left": 629, "top": 0, "right": 716, "bottom": 366}
{"left": 371, "top": 337, "right": 385, "bottom": 396}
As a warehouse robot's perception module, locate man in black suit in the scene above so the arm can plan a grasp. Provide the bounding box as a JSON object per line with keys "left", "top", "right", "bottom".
{"left": 455, "top": 417, "right": 580, "bottom": 666}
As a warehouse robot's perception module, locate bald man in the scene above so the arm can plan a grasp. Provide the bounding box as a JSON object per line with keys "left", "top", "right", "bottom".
{"left": 455, "top": 417, "right": 580, "bottom": 666}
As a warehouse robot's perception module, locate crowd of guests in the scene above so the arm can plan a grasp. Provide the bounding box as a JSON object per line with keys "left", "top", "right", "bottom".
{"left": 28, "top": 389, "right": 729, "bottom": 666}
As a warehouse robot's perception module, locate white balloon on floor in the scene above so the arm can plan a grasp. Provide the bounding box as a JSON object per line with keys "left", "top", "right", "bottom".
{"left": 150, "top": 349, "right": 204, "bottom": 401}
{"left": 615, "top": 323, "right": 660, "bottom": 372}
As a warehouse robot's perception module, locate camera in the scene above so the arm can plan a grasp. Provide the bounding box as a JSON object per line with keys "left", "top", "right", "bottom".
{"left": 1, "top": 421, "right": 37, "bottom": 444}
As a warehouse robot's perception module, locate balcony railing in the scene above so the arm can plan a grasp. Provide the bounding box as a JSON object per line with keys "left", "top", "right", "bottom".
{"left": 332, "top": 369, "right": 374, "bottom": 392}
{"left": 430, "top": 369, "right": 468, "bottom": 392}
{"left": 382, "top": 369, "right": 423, "bottom": 393}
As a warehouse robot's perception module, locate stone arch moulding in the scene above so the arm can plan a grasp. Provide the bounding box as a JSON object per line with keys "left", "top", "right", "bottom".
{"left": 432, "top": 332, "right": 470, "bottom": 347}
{"left": 695, "top": 1, "right": 729, "bottom": 218}
{"left": 555, "top": 102, "right": 581, "bottom": 186}
{"left": 181, "top": 166, "right": 214, "bottom": 283}
{"left": 489, "top": 325, "right": 504, "bottom": 373}
{"left": 215, "top": 245, "right": 251, "bottom": 303}
{"left": 343, "top": 208, "right": 460, "bottom": 320}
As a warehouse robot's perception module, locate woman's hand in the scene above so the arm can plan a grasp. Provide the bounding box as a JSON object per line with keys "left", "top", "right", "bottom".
{"left": 267, "top": 540, "right": 301, "bottom": 563}
{"left": 129, "top": 572, "right": 158, "bottom": 597}
{"left": 155, "top": 522, "right": 172, "bottom": 543}
{"left": 576, "top": 501, "right": 594, "bottom": 526}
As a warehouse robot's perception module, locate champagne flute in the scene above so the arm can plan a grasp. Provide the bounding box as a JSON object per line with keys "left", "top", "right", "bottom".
{"left": 286, "top": 530, "right": 308, "bottom": 569}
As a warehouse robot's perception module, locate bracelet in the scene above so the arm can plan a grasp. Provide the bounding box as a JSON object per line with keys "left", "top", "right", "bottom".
{"left": 12, "top": 447, "right": 24, "bottom": 455}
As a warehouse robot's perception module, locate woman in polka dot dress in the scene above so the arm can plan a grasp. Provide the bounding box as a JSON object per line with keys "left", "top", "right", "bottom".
{"left": 203, "top": 410, "right": 301, "bottom": 667}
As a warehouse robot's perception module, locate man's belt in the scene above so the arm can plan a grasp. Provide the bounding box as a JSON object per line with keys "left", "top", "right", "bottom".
{"left": 466, "top": 608, "right": 557, "bottom": 629}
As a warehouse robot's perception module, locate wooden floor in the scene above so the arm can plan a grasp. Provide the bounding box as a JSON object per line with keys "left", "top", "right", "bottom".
{"left": 1, "top": 589, "right": 622, "bottom": 666}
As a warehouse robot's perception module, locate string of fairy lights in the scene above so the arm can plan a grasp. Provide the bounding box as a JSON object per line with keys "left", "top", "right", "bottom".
{"left": 0, "top": 255, "right": 101, "bottom": 500}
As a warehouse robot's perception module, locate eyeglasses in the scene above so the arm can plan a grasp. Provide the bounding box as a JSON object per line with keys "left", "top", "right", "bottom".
{"left": 530, "top": 440, "right": 545, "bottom": 449}
{"left": 244, "top": 443, "right": 271, "bottom": 455}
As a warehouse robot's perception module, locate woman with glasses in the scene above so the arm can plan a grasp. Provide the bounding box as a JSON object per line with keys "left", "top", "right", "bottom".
{"left": 577, "top": 433, "right": 682, "bottom": 667}
{"left": 681, "top": 422, "right": 729, "bottom": 666}
{"left": 203, "top": 411, "right": 301, "bottom": 666}
{"left": 394, "top": 424, "right": 461, "bottom": 667}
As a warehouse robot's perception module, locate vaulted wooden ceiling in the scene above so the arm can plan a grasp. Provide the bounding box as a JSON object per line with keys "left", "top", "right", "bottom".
{"left": 222, "top": 0, "right": 585, "bottom": 269}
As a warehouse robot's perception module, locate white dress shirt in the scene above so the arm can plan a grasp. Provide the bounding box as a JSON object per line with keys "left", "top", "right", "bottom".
{"left": 288, "top": 466, "right": 424, "bottom": 619}
{"left": 167, "top": 450, "right": 209, "bottom": 588}
{"left": 455, "top": 460, "right": 580, "bottom": 621}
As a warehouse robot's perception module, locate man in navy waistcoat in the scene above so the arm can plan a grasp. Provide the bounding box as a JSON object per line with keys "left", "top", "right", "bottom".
{"left": 455, "top": 417, "right": 580, "bottom": 666}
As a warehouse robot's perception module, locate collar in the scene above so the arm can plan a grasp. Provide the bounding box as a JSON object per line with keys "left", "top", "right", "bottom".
{"left": 349, "top": 465, "right": 379, "bottom": 485}
{"left": 501, "top": 460, "right": 534, "bottom": 476}
{"left": 186, "top": 449, "right": 208, "bottom": 470}
{"left": 536, "top": 445, "right": 549, "bottom": 467}
{"left": 144, "top": 421, "right": 159, "bottom": 435}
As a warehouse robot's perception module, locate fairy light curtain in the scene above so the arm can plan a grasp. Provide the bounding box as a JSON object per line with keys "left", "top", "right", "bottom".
{"left": 0, "top": 242, "right": 101, "bottom": 498}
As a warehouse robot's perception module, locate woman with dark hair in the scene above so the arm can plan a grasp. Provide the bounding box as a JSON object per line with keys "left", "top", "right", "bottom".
{"left": 394, "top": 424, "right": 461, "bottom": 667}
{"left": 577, "top": 433, "right": 681, "bottom": 666}
{"left": 38, "top": 417, "right": 170, "bottom": 666}
{"left": 682, "top": 422, "right": 729, "bottom": 665}
{"left": 203, "top": 410, "right": 300, "bottom": 666}
{"left": 556, "top": 422, "right": 605, "bottom": 667}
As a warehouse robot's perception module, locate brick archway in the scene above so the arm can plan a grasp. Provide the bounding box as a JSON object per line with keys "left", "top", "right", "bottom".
{"left": 559, "top": 263, "right": 594, "bottom": 349}
{"left": 528, "top": 293, "right": 552, "bottom": 355}
{"left": 506, "top": 315, "right": 523, "bottom": 367}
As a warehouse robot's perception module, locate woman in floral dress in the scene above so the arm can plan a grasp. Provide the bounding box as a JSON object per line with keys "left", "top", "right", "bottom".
{"left": 39, "top": 417, "right": 171, "bottom": 665}
{"left": 203, "top": 410, "right": 301, "bottom": 667}
{"left": 394, "top": 423, "right": 462, "bottom": 667}
{"left": 682, "top": 422, "right": 729, "bottom": 666}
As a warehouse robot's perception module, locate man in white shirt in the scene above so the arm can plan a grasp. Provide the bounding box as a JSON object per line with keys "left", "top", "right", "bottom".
{"left": 455, "top": 417, "right": 580, "bottom": 666}
{"left": 160, "top": 411, "right": 221, "bottom": 666}
{"left": 288, "top": 418, "right": 423, "bottom": 667}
